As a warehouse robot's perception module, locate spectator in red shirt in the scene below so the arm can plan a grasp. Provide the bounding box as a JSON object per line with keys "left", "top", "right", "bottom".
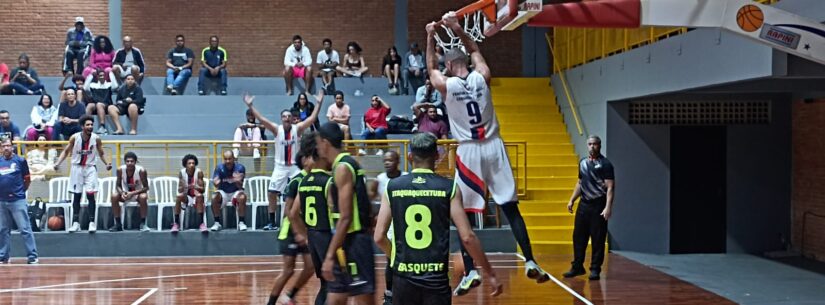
{"left": 412, "top": 102, "right": 449, "bottom": 139}
{"left": 359, "top": 95, "right": 391, "bottom": 155}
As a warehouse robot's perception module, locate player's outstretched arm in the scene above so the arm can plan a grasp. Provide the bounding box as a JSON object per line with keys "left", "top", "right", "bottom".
{"left": 297, "top": 89, "right": 325, "bottom": 133}
{"left": 450, "top": 187, "right": 503, "bottom": 296}
{"left": 442, "top": 12, "right": 491, "bottom": 84}
{"left": 242, "top": 92, "right": 279, "bottom": 133}
{"left": 373, "top": 193, "right": 392, "bottom": 255}
{"left": 53, "top": 134, "right": 76, "bottom": 170}
{"left": 426, "top": 22, "right": 448, "bottom": 96}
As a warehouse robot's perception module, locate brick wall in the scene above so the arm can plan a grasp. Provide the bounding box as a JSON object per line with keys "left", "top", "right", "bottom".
{"left": 0, "top": 0, "right": 109, "bottom": 77}
{"left": 792, "top": 99, "right": 825, "bottom": 261}
{"left": 407, "top": 0, "right": 524, "bottom": 77}
{"left": 122, "top": 0, "right": 395, "bottom": 77}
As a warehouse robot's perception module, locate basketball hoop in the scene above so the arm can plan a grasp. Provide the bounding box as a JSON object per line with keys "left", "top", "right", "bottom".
{"left": 433, "top": 0, "right": 542, "bottom": 51}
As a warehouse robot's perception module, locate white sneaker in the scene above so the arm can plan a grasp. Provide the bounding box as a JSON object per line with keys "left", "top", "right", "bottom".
{"left": 140, "top": 224, "right": 151, "bottom": 232}
{"left": 238, "top": 221, "right": 248, "bottom": 231}
{"left": 525, "top": 260, "right": 551, "bottom": 283}
{"left": 354, "top": 89, "right": 364, "bottom": 96}
{"left": 68, "top": 222, "right": 80, "bottom": 232}
{"left": 358, "top": 149, "right": 367, "bottom": 156}
{"left": 232, "top": 148, "right": 240, "bottom": 158}
{"left": 253, "top": 148, "right": 261, "bottom": 159}
{"left": 210, "top": 222, "right": 222, "bottom": 231}
{"left": 88, "top": 221, "right": 97, "bottom": 233}
{"left": 376, "top": 149, "right": 384, "bottom": 156}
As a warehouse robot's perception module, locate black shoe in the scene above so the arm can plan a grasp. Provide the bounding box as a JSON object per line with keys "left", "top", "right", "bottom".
{"left": 382, "top": 294, "right": 392, "bottom": 305}
{"left": 588, "top": 271, "right": 600, "bottom": 280}
{"left": 562, "top": 268, "right": 586, "bottom": 278}
{"left": 109, "top": 223, "right": 123, "bottom": 232}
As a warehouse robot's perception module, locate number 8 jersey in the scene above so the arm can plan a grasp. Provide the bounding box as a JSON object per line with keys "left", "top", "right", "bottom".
{"left": 385, "top": 168, "right": 456, "bottom": 289}
{"left": 444, "top": 71, "right": 500, "bottom": 142}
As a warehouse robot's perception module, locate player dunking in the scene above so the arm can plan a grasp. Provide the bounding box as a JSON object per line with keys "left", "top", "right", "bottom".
{"left": 54, "top": 115, "right": 112, "bottom": 233}
{"left": 374, "top": 132, "right": 502, "bottom": 305}
{"left": 243, "top": 90, "right": 324, "bottom": 231}
{"left": 426, "top": 12, "right": 550, "bottom": 295}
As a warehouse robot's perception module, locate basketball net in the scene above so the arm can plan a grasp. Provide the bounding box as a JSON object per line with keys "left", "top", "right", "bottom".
{"left": 434, "top": 11, "right": 488, "bottom": 52}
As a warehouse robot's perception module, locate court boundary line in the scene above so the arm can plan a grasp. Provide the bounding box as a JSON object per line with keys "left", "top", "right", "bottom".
{"left": 130, "top": 288, "right": 158, "bottom": 305}
{"left": 515, "top": 253, "right": 594, "bottom": 305}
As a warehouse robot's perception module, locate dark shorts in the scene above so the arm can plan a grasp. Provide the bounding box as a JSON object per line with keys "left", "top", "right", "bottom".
{"left": 313, "top": 232, "right": 376, "bottom": 295}
{"left": 308, "top": 230, "right": 333, "bottom": 279}
{"left": 113, "top": 103, "right": 145, "bottom": 116}
{"left": 86, "top": 101, "right": 110, "bottom": 115}
{"left": 279, "top": 233, "right": 309, "bottom": 256}
{"left": 392, "top": 275, "right": 451, "bottom": 305}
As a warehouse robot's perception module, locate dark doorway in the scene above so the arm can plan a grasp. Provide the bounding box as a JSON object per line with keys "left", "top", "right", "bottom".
{"left": 670, "top": 126, "right": 727, "bottom": 254}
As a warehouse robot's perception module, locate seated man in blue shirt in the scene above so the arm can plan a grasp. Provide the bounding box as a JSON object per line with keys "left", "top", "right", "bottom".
{"left": 0, "top": 111, "right": 21, "bottom": 142}
{"left": 210, "top": 150, "right": 247, "bottom": 231}
{"left": 198, "top": 36, "right": 228, "bottom": 96}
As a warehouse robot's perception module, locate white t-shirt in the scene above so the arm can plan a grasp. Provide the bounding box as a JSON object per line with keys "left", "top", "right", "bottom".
{"left": 377, "top": 171, "right": 408, "bottom": 200}
{"left": 284, "top": 44, "right": 312, "bottom": 67}
{"left": 316, "top": 49, "right": 340, "bottom": 71}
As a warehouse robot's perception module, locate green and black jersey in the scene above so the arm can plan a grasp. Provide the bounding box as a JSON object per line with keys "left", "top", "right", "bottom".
{"left": 278, "top": 170, "right": 306, "bottom": 240}
{"left": 386, "top": 168, "right": 456, "bottom": 289}
{"left": 330, "top": 153, "right": 372, "bottom": 234}
{"left": 298, "top": 169, "right": 334, "bottom": 232}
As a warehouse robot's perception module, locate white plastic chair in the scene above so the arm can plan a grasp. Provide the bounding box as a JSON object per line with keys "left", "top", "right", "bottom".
{"left": 152, "top": 177, "right": 179, "bottom": 231}
{"left": 94, "top": 177, "right": 117, "bottom": 225}
{"left": 181, "top": 178, "right": 210, "bottom": 229}
{"left": 45, "top": 177, "right": 72, "bottom": 232}
{"left": 245, "top": 176, "right": 273, "bottom": 230}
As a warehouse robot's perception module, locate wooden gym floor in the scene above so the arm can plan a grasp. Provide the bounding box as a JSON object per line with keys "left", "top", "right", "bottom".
{"left": 0, "top": 253, "right": 734, "bottom": 305}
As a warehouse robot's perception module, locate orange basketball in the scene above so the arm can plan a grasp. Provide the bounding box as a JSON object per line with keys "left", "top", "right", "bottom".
{"left": 47, "top": 215, "right": 64, "bottom": 231}
{"left": 737, "top": 4, "right": 764, "bottom": 32}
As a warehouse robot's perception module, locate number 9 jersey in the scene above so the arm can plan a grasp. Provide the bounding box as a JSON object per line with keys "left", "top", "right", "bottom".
{"left": 385, "top": 168, "right": 456, "bottom": 289}
{"left": 444, "top": 70, "right": 500, "bottom": 142}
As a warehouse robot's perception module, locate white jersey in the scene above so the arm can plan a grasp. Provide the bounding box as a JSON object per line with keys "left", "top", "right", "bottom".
{"left": 70, "top": 132, "right": 99, "bottom": 166}
{"left": 180, "top": 167, "right": 202, "bottom": 196}
{"left": 274, "top": 125, "right": 300, "bottom": 167}
{"left": 444, "top": 71, "right": 500, "bottom": 142}
{"left": 376, "top": 171, "right": 408, "bottom": 200}
{"left": 119, "top": 165, "right": 145, "bottom": 191}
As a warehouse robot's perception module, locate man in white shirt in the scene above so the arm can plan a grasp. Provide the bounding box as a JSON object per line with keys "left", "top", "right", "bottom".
{"left": 283, "top": 35, "right": 313, "bottom": 96}
{"left": 316, "top": 38, "right": 339, "bottom": 94}
{"left": 404, "top": 42, "right": 426, "bottom": 95}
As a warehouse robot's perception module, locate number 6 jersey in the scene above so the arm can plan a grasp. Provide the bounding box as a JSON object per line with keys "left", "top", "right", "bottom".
{"left": 385, "top": 168, "right": 456, "bottom": 289}
{"left": 444, "top": 71, "right": 500, "bottom": 142}
{"left": 298, "top": 169, "right": 334, "bottom": 232}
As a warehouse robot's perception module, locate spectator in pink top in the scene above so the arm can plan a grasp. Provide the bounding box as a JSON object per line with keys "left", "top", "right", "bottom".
{"left": 359, "top": 95, "right": 391, "bottom": 155}
{"left": 82, "top": 35, "right": 115, "bottom": 85}
{"left": 326, "top": 91, "right": 351, "bottom": 140}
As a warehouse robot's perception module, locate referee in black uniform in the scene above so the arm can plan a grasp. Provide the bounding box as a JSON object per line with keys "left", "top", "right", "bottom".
{"left": 374, "top": 132, "right": 502, "bottom": 304}
{"left": 564, "top": 135, "right": 615, "bottom": 281}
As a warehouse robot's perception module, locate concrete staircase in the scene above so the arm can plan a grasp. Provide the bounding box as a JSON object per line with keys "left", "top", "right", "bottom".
{"left": 491, "top": 78, "right": 579, "bottom": 254}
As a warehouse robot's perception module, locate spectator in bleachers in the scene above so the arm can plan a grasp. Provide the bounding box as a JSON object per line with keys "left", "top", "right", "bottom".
{"left": 108, "top": 74, "right": 145, "bottom": 136}
{"left": 210, "top": 150, "right": 248, "bottom": 232}
{"left": 8, "top": 54, "right": 45, "bottom": 95}
{"left": 316, "top": 38, "right": 339, "bottom": 94}
{"left": 84, "top": 69, "right": 118, "bottom": 135}
{"left": 233, "top": 109, "right": 263, "bottom": 159}
{"left": 382, "top": 46, "right": 402, "bottom": 95}
{"left": 26, "top": 135, "right": 57, "bottom": 181}
{"left": 109, "top": 152, "right": 150, "bottom": 232}
{"left": 337, "top": 41, "right": 369, "bottom": 78}
{"left": 404, "top": 42, "right": 426, "bottom": 94}
{"left": 199, "top": 35, "right": 228, "bottom": 96}
{"left": 0, "top": 110, "right": 22, "bottom": 141}
{"left": 0, "top": 62, "right": 10, "bottom": 95}
{"left": 413, "top": 78, "right": 444, "bottom": 121}
{"left": 82, "top": 35, "right": 115, "bottom": 85}
{"left": 326, "top": 91, "right": 351, "bottom": 140}
{"left": 165, "top": 34, "right": 194, "bottom": 95}
{"left": 54, "top": 88, "right": 86, "bottom": 140}
{"left": 26, "top": 94, "right": 58, "bottom": 141}
{"left": 173, "top": 154, "right": 207, "bottom": 233}
{"left": 411, "top": 103, "right": 449, "bottom": 140}
{"left": 112, "top": 36, "right": 146, "bottom": 83}
{"left": 283, "top": 35, "right": 313, "bottom": 96}
{"left": 358, "top": 95, "right": 391, "bottom": 155}
{"left": 63, "top": 17, "right": 93, "bottom": 76}
{"left": 58, "top": 74, "right": 87, "bottom": 104}
{"left": 291, "top": 93, "right": 320, "bottom": 131}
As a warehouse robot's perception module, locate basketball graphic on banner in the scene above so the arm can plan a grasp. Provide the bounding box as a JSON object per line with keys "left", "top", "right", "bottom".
{"left": 737, "top": 4, "right": 764, "bottom": 32}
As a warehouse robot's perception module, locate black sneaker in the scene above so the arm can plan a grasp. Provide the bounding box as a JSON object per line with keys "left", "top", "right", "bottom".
{"left": 588, "top": 271, "right": 600, "bottom": 280}
{"left": 262, "top": 223, "right": 275, "bottom": 231}
{"left": 109, "top": 223, "right": 123, "bottom": 232}
{"left": 562, "top": 268, "right": 586, "bottom": 278}
{"left": 27, "top": 257, "right": 39, "bottom": 264}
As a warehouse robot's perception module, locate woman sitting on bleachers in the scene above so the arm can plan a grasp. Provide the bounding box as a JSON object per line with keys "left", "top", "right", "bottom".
{"left": 82, "top": 35, "right": 115, "bottom": 86}
{"left": 291, "top": 93, "right": 320, "bottom": 131}
{"left": 25, "top": 94, "right": 58, "bottom": 140}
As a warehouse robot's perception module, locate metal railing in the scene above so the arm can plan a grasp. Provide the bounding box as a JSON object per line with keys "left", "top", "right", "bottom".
{"left": 16, "top": 139, "right": 528, "bottom": 197}
{"left": 550, "top": 0, "right": 781, "bottom": 73}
